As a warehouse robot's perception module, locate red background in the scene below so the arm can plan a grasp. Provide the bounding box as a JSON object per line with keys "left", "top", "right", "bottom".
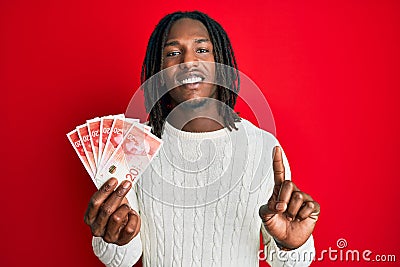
{"left": 2, "top": 0, "right": 399, "bottom": 266}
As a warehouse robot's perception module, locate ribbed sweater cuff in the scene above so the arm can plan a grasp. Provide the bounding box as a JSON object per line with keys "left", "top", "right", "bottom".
{"left": 92, "top": 234, "right": 142, "bottom": 267}
{"left": 265, "top": 235, "right": 315, "bottom": 267}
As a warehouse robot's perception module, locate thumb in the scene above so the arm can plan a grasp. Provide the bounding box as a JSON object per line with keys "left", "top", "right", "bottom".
{"left": 259, "top": 197, "right": 285, "bottom": 222}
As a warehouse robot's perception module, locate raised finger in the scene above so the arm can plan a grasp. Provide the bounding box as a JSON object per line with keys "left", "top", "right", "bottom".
{"left": 103, "top": 204, "right": 131, "bottom": 244}
{"left": 92, "top": 180, "right": 132, "bottom": 236}
{"left": 84, "top": 178, "right": 118, "bottom": 226}
{"left": 273, "top": 146, "right": 285, "bottom": 186}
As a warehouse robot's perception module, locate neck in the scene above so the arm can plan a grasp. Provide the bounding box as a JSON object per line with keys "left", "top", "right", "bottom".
{"left": 166, "top": 101, "right": 224, "bottom": 133}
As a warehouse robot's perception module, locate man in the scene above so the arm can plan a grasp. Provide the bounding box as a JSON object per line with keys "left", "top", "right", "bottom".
{"left": 84, "top": 11, "right": 320, "bottom": 266}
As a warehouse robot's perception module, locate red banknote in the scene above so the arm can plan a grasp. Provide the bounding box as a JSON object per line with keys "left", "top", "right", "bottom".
{"left": 67, "top": 115, "right": 162, "bottom": 191}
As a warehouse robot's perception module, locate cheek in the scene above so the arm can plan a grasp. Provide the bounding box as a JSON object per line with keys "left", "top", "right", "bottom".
{"left": 210, "top": 86, "right": 219, "bottom": 100}
{"left": 203, "top": 62, "right": 216, "bottom": 83}
{"left": 168, "top": 88, "right": 182, "bottom": 104}
{"left": 205, "top": 82, "right": 217, "bottom": 93}
{"left": 162, "top": 67, "right": 178, "bottom": 87}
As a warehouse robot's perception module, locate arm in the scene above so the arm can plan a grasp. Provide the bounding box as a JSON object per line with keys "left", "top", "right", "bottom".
{"left": 259, "top": 146, "right": 319, "bottom": 266}
{"left": 261, "top": 223, "right": 315, "bottom": 266}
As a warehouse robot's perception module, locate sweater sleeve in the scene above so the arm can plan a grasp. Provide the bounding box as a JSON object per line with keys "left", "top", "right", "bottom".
{"left": 92, "top": 233, "right": 142, "bottom": 267}
{"left": 91, "top": 184, "right": 143, "bottom": 267}
{"left": 261, "top": 223, "right": 315, "bottom": 266}
{"left": 92, "top": 234, "right": 142, "bottom": 267}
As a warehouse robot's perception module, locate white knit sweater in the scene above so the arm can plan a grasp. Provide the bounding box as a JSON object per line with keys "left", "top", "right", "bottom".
{"left": 92, "top": 119, "right": 315, "bottom": 267}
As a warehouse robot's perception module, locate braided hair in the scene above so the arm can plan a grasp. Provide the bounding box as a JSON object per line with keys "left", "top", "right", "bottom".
{"left": 141, "top": 11, "right": 241, "bottom": 138}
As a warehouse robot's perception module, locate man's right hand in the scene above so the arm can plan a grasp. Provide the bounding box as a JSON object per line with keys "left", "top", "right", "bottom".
{"left": 84, "top": 178, "right": 141, "bottom": 246}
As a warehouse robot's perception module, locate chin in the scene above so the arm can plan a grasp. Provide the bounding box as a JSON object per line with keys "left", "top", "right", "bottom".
{"left": 180, "top": 98, "right": 209, "bottom": 110}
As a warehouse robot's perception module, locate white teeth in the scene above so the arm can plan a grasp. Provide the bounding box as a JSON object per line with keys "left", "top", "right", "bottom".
{"left": 181, "top": 76, "right": 202, "bottom": 84}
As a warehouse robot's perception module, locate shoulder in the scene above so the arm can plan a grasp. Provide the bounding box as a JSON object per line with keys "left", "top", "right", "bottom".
{"left": 238, "top": 118, "right": 292, "bottom": 177}
{"left": 237, "top": 118, "right": 280, "bottom": 147}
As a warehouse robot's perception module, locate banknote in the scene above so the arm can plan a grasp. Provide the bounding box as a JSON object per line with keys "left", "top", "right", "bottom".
{"left": 143, "top": 124, "right": 152, "bottom": 133}
{"left": 124, "top": 118, "right": 151, "bottom": 135}
{"left": 87, "top": 117, "right": 100, "bottom": 166}
{"left": 68, "top": 115, "right": 162, "bottom": 194}
{"left": 123, "top": 118, "right": 140, "bottom": 137}
{"left": 77, "top": 124, "right": 97, "bottom": 175}
{"left": 97, "top": 115, "right": 119, "bottom": 167}
{"left": 95, "top": 124, "right": 162, "bottom": 188}
{"left": 97, "top": 116, "right": 126, "bottom": 173}
{"left": 97, "top": 117, "right": 146, "bottom": 172}
{"left": 67, "top": 129, "right": 94, "bottom": 180}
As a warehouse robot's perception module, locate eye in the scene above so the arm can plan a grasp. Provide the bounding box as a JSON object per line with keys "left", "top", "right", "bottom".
{"left": 196, "top": 48, "right": 209, "bottom": 53}
{"left": 166, "top": 51, "right": 181, "bottom": 57}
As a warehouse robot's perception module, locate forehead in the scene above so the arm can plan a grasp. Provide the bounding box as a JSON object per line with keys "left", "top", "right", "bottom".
{"left": 166, "top": 18, "right": 210, "bottom": 40}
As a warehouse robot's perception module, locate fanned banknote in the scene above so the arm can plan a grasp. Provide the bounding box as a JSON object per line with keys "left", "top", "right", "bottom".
{"left": 76, "top": 124, "right": 97, "bottom": 175}
{"left": 67, "top": 115, "right": 162, "bottom": 191}
{"left": 97, "top": 115, "right": 118, "bottom": 167}
{"left": 97, "top": 116, "right": 126, "bottom": 172}
{"left": 67, "top": 130, "right": 94, "bottom": 180}
{"left": 87, "top": 117, "right": 100, "bottom": 165}
{"left": 95, "top": 124, "right": 162, "bottom": 188}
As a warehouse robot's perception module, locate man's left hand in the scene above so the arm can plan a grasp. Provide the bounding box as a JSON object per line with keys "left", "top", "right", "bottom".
{"left": 259, "top": 146, "right": 320, "bottom": 249}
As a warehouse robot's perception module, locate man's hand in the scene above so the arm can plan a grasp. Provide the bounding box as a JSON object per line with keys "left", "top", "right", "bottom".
{"left": 259, "top": 146, "right": 320, "bottom": 249}
{"left": 84, "top": 178, "right": 141, "bottom": 246}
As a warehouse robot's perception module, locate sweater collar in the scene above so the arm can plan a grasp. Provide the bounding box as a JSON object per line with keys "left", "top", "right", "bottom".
{"left": 162, "top": 120, "right": 234, "bottom": 140}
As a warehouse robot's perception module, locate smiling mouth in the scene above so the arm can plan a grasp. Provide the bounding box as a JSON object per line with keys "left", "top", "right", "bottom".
{"left": 177, "top": 74, "right": 205, "bottom": 85}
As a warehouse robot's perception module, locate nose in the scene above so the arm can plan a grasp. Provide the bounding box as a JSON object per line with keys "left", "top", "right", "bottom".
{"left": 179, "top": 50, "right": 199, "bottom": 70}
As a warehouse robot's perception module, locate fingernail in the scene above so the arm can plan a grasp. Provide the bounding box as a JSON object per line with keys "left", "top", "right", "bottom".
{"left": 276, "top": 202, "right": 286, "bottom": 211}
{"left": 273, "top": 146, "right": 280, "bottom": 157}
{"left": 123, "top": 180, "right": 131, "bottom": 189}
{"left": 109, "top": 178, "right": 117, "bottom": 186}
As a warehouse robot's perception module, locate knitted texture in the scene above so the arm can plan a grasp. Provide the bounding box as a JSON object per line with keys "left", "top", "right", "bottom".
{"left": 93, "top": 119, "right": 315, "bottom": 267}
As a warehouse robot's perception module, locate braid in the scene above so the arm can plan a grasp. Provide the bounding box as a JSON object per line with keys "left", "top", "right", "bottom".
{"left": 141, "top": 11, "right": 241, "bottom": 138}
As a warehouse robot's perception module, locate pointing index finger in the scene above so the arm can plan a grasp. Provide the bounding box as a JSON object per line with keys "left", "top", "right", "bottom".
{"left": 273, "top": 146, "right": 285, "bottom": 186}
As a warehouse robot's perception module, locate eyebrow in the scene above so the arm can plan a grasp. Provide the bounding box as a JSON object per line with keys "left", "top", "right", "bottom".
{"left": 194, "top": 38, "right": 210, "bottom": 44}
{"left": 164, "top": 38, "right": 211, "bottom": 48}
{"left": 164, "top": 40, "right": 179, "bottom": 47}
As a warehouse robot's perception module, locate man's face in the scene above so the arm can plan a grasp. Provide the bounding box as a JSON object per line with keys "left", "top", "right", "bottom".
{"left": 162, "top": 18, "right": 217, "bottom": 109}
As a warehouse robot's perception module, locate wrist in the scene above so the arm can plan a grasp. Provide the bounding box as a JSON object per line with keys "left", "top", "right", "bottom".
{"left": 273, "top": 238, "right": 294, "bottom": 251}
